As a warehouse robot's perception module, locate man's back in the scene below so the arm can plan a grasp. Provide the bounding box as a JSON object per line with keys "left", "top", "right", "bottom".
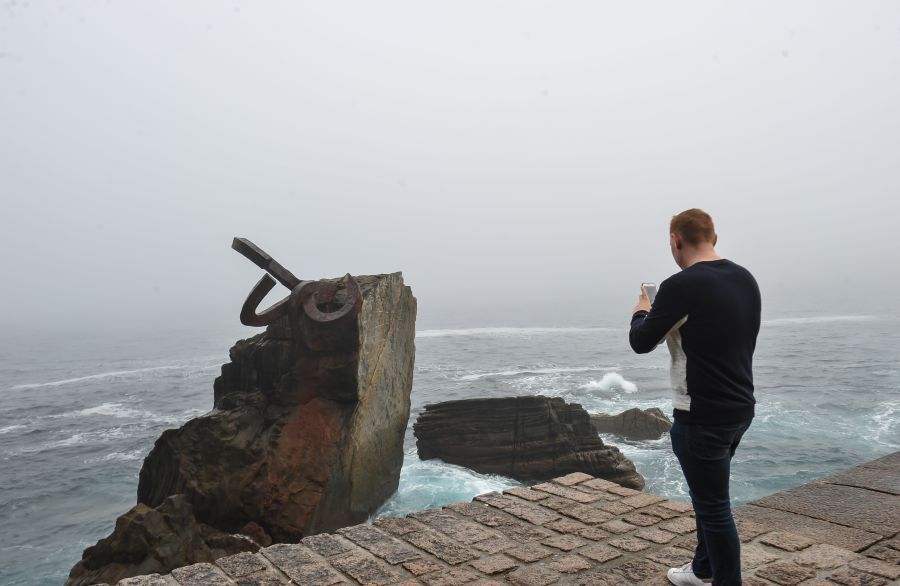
{"left": 630, "top": 259, "right": 761, "bottom": 425}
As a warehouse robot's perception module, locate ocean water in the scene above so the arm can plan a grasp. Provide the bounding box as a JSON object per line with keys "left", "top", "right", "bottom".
{"left": 1, "top": 315, "right": 898, "bottom": 585}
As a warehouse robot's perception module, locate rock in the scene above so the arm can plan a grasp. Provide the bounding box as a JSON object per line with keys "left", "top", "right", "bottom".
{"left": 413, "top": 396, "right": 644, "bottom": 489}
{"left": 590, "top": 407, "right": 672, "bottom": 441}
{"left": 137, "top": 273, "right": 416, "bottom": 541}
{"left": 66, "top": 495, "right": 257, "bottom": 586}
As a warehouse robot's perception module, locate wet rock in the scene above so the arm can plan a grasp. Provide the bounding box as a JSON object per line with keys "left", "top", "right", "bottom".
{"left": 414, "top": 396, "right": 644, "bottom": 489}
{"left": 590, "top": 407, "right": 672, "bottom": 441}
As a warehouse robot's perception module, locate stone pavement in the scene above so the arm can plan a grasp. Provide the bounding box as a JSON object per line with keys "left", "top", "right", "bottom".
{"left": 117, "top": 451, "right": 900, "bottom": 585}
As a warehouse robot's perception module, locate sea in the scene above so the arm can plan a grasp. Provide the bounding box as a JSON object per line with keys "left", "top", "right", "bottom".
{"left": 1, "top": 313, "right": 898, "bottom": 585}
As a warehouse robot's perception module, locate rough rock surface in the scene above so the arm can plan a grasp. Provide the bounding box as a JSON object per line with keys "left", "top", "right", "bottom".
{"left": 590, "top": 407, "right": 672, "bottom": 441}
{"left": 68, "top": 272, "right": 416, "bottom": 584}
{"left": 414, "top": 396, "right": 644, "bottom": 489}
{"left": 66, "top": 496, "right": 257, "bottom": 586}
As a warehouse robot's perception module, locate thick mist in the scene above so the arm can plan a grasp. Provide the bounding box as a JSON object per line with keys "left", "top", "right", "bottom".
{"left": 2, "top": 1, "right": 899, "bottom": 335}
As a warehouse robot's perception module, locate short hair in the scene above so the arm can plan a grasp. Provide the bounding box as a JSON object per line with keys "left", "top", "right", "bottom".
{"left": 670, "top": 208, "right": 716, "bottom": 246}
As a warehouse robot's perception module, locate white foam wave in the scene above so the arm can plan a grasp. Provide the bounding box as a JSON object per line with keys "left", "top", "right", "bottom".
{"left": 54, "top": 402, "right": 148, "bottom": 419}
{"left": 762, "top": 315, "right": 876, "bottom": 327}
{"left": 457, "top": 365, "right": 617, "bottom": 382}
{"left": 10, "top": 362, "right": 221, "bottom": 390}
{"left": 416, "top": 326, "right": 622, "bottom": 338}
{"left": 84, "top": 449, "right": 147, "bottom": 464}
{"left": 581, "top": 372, "right": 638, "bottom": 394}
{"left": 8, "top": 427, "right": 131, "bottom": 456}
{"left": 0, "top": 424, "right": 26, "bottom": 434}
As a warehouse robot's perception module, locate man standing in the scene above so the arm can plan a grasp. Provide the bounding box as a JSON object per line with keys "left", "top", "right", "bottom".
{"left": 629, "top": 209, "right": 761, "bottom": 586}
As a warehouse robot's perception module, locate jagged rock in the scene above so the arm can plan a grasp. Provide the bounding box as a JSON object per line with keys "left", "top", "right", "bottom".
{"left": 591, "top": 407, "right": 672, "bottom": 441}
{"left": 413, "top": 395, "right": 645, "bottom": 489}
{"left": 66, "top": 495, "right": 257, "bottom": 586}
{"left": 135, "top": 273, "right": 416, "bottom": 541}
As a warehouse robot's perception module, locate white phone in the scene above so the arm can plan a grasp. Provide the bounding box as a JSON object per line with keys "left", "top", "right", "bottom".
{"left": 642, "top": 282, "right": 657, "bottom": 305}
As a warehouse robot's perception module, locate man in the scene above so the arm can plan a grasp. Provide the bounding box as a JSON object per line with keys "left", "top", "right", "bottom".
{"left": 629, "top": 208, "right": 761, "bottom": 586}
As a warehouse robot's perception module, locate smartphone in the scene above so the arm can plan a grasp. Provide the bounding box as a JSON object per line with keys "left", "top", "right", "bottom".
{"left": 642, "top": 282, "right": 657, "bottom": 305}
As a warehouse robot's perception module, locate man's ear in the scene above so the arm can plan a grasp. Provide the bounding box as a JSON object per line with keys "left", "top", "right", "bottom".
{"left": 673, "top": 234, "right": 683, "bottom": 250}
{"left": 713, "top": 234, "right": 718, "bottom": 246}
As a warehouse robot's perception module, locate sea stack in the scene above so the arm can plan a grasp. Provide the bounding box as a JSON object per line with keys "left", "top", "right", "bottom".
{"left": 413, "top": 395, "right": 645, "bottom": 489}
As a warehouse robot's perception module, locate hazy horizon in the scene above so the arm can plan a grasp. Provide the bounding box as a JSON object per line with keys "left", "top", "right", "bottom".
{"left": 2, "top": 2, "right": 899, "bottom": 336}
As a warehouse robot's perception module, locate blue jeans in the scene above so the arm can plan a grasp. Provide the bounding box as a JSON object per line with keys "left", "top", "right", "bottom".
{"left": 670, "top": 419, "right": 751, "bottom": 586}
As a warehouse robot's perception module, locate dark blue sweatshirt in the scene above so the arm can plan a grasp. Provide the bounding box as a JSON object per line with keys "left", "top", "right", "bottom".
{"left": 629, "top": 259, "right": 761, "bottom": 425}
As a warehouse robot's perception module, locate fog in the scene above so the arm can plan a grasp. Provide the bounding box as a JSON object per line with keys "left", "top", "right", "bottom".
{"left": 2, "top": 1, "right": 899, "bottom": 335}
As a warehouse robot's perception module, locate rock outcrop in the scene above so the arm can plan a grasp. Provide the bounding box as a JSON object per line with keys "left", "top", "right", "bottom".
{"left": 591, "top": 407, "right": 672, "bottom": 441}
{"left": 67, "top": 496, "right": 257, "bottom": 586}
{"left": 68, "top": 271, "right": 416, "bottom": 584}
{"left": 414, "top": 396, "right": 644, "bottom": 489}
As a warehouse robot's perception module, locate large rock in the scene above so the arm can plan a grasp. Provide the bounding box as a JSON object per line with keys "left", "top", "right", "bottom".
{"left": 591, "top": 407, "right": 672, "bottom": 441}
{"left": 136, "top": 273, "right": 416, "bottom": 541}
{"left": 66, "top": 495, "right": 257, "bottom": 586}
{"left": 414, "top": 396, "right": 644, "bottom": 489}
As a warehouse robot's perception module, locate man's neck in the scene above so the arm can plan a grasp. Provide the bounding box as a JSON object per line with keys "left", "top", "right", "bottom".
{"left": 682, "top": 247, "right": 722, "bottom": 269}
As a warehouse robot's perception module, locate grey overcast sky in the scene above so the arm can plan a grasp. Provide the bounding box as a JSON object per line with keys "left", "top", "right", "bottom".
{"left": 1, "top": 1, "right": 899, "bottom": 333}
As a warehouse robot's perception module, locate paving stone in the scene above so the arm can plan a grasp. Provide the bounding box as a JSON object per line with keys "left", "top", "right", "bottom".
{"left": 740, "top": 543, "right": 780, "bottom": 569}
{"left": 445, "top": 502, "right": 490, "bottom": 518}
{"left": 608, "top": 536, "right": 653, "bottom": 552}
{"left": 302, "top": 533, "right": 354, "bottom": 557}
{"left": 532, "top": 482, "right": 600, "bottom": 503}
{"left": 863, "top": 544, "right": 900, "bottom": 564}
{"left": 578, "top": 543, "right": 622, "bottom": 563}
{"left": 822, "top": 464, "right": 900, "bottom": 496}
{"left": 171, "top": 562, "right": 234, "bottom": 586}
{"left": 339, "top": 523, "right": 422, "bottom": 564}
{"left": 403, "top": 529, "right": 478, "bottom": 565}
{"left": 419, "top": 568, "right": 480, "bottom": 586}
{"left": 403, "top": 557, "right": 443, "bottom": 576}
{"left": 541, "top": 534, "right": 587, "bottom": 551}
{"left": 546, "top": 554, "right": 592, "bottom": 574}
{"left": 503, "top": 487, "right": 549, "bottom": 502}
{"left": 646, "top": 545, "right": 696, "bottom": 567}
{"left": 392, "top": 581, "right": 422, "bottom": 586}
{"left": 734, "top": 517, "right": 772, "bottom": 542}
{"left": 374, "top": 516, "right": 423, "bottom": 536}
{"left": 751, "top": 483, "right": 900, "bottom": 537}
{"left": 233, "top": 573, "right": 289, "bottom": 586}
{"left": 470, "top": 581, "right": 506, "bottom": 586}
{"left": 658, "top": 499, "right": 694, "bottom": 513}
{"left": 471, "top": 535, "right": 516, "bottom": 554}
{"left": 659, "top": 516, "right": 697, "bottom": 535}
{"left": 488, "top": 518, "right": 554, "bottom": 543}
{"left": 848, "top": 556, "right": 900, "bottom": 579}
{"left": 734, "top": 505, "right": 882, "bottom": 552}
{"left": 544, "top": 517, "right": 589, "bottom": 534}
{"left": 409, "top": 509, "right": 496, "bottom": 544}
{"left": 754, "top": 561, "right": 816, "bottom": 585}
{"left": 826, "top": 567, "right": 889, "bottom": 586}
{"left": 635, "top": 527, "right": 678, "bottom": 544}
{"left": 215, "top": 552, "right": 268, "bottom": 578}
{"left": 330, "top": 550, "right": 399, "bottom": 585}
{"left": 607, "top": 485, "right": 642, "bottom": 497}
{"left": 623, "top": 512, "right": 662, "bottom": 527}
{"left": 554, "top": 472, "right": 594, "bottom": 486}
{"left": 600, "top": 519, "right": 638, "bottom": 534}
{"left": 573, "top": 571, "right": 628, "bottom": 586}
{"left": 260, "top": 543, "right": 316, "bottom": 567}
{"left": 597, "top": 500, "right": 634, "bottom": 515}
{"left": 469, "top": 554, "right": 518, "bottom": 575}
{"left": 560, "top": 503, "right": 614, "bottom": 524}
{"left": 505, "top": 543, "right": 553, "bottom": 562}
{"left": 497, "top": 500, "right": 560, "bottom": 526}
{"left": 474, "top": 492, "right": 511, "bottom": 508}
{"left": 792, "top": 543, "right": 861, "bottom": 569}
{"left": 575, "top": 526, "right": 610, "bottom": 541}
{"left": 642, "top": 504, "right": 683, "bottom": 520}
{"left": 506, "top": 565, "right": 559, "bottom": 586}
{"left": 580, "top": 478, "right": 619, "bottom": 491}
{"left": 117, "top": 575, "right": 170, "bottom": 586}
{"left": 621, "top": 493, "right": 667, "bottom": 509}
{"left": 758, "top": 530, "right": 816, "bottom": 552}
{"left": 741, "top": 578, "right": 775, "bottom": 586}
{"left": 610, "top": 559, "right": 666, "bottom": 583}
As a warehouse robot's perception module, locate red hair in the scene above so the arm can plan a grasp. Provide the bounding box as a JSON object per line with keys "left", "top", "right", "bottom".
{"left": 670, "top": 209, "right": 716, "bottom": 246}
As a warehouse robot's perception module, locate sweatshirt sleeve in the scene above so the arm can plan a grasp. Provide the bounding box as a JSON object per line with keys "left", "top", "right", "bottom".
{"left": 629, "top": 278, "right": 689, "bottom": 354}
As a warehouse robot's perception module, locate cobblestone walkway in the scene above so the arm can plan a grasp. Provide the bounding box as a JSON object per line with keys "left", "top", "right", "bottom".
{"left": 117, "top": 451, "right": 900, "bottom": 585}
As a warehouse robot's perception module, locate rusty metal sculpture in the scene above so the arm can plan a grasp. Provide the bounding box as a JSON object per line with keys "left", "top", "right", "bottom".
{"left": 232, "top": 238, "right": 362, "bottom": 351}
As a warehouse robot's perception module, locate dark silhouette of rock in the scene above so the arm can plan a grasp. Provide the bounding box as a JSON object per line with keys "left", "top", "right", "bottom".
{"left": 590, "top": 407, "right": 672, "bottom": 441}
{"left": 66, "top": 495, "right": 257, "bottom": 586}
{"left": 413, "top": 396, "right": 644, "bottom": 489}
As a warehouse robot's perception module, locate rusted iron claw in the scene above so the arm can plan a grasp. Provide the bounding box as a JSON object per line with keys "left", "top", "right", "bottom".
{"left": 233, "top": 237, "right": 361, "bottom": 328}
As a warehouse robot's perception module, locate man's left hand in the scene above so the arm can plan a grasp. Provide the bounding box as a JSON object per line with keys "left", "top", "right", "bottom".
{"left": 632, "top": 286, "right": 652, "bottom": 314}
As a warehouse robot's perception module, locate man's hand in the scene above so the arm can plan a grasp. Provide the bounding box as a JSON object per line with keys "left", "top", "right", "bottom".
{"left": 632, "top": 286, "right": 652, "bottom": 314}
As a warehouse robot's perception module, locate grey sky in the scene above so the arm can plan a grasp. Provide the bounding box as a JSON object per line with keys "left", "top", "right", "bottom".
{"left": 2, "top": 1, "right": 899, "bottom": 333}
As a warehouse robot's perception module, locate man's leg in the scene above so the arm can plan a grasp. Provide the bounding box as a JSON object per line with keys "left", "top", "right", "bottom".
{"left": 671, "top": 420, "right": 750, "bottom": 586}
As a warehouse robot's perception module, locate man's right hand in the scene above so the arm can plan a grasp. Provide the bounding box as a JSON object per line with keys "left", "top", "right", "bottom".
{"left": 632, "top": 286, "right": 652, "bottom": 314}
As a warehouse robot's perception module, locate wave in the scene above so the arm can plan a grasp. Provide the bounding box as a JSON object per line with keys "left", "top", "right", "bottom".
{"left": 762, "top": 315, "right": 876, "bottom": 327}
{"left": 416, "top": 326, "right": 622, "bottom": 338}
{"left": 10, "top": 362, "right": 220, "bottom": 390}
{"left": 52, "top": 402, "right": 149, "bottom": 419}
{"left": 457, "top": 365, "right": 617, "bottom": 381}
{"left": 580, "top": 372, "right": 638, "bottom": 393}
{"left": 0, "top": 424, "right": 26, "bottom": 435}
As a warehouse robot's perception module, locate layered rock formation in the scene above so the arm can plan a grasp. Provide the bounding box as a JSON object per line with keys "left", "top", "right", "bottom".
{"left": 68, "top": 272, "right": 416, "bottom": 585}
{"left": 591, "top": 407, "right": 672, "bottom": 441}
{"left": 414, "top": 396, "right": 644, "bottom": 489}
